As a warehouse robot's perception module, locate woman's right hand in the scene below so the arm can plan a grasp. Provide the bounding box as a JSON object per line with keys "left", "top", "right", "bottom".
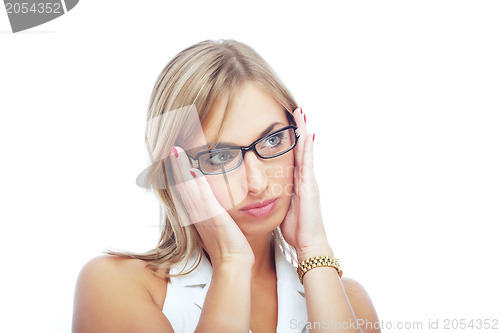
{"left": 167, "top": 146, "right": 255, "bottom": 268}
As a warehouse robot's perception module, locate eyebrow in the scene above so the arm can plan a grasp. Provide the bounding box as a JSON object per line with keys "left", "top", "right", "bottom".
{"left": 189, "top": 121, "right": 285, "bottom": 154}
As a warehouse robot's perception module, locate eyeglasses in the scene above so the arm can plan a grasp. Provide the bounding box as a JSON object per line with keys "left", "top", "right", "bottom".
{"left": 185, "top": 125, "right": 299, "bottom": 175}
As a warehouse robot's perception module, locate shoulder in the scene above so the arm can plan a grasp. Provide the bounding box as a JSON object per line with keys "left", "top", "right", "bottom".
{"left": 72, "top": 255, "right": 172, "bottom": 333}
{"left": 77, "top": 255, "right": 168, "bottom": 307}
{"left": 341, "top": 276, "right": 369, "bottom": 298}
{"left": 341, "top": 276, "right": 381, "bottom": 333}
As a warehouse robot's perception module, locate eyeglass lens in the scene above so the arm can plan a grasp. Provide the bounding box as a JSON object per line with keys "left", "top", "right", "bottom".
{"left": 198, "top": 127, "right": 295, "bottom": 174}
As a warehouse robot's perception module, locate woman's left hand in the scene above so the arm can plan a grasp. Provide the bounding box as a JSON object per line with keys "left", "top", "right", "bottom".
{"left": 280, "top": 107, "right": 334, "bottom": 261}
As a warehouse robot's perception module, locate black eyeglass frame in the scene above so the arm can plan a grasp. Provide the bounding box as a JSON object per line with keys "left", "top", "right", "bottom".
{"left": 185, "top": 125, "right": 300, "bottom": 175}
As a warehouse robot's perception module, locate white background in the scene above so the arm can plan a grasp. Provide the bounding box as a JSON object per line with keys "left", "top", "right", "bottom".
{"left": 1, "top": 1, "right": 499, "bottom": 332}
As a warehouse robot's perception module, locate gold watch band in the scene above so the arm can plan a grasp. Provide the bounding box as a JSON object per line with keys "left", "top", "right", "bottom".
{"left": 297, "top": 255, "right": 342, "bottom": 284}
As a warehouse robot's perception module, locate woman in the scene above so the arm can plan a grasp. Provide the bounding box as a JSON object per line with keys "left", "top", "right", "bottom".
{"left": 72, "top": 39, "right": 380, "bottom": 333}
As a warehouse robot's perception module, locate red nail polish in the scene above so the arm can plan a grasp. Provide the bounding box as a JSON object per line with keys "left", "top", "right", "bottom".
{"left": 190, "top": 171, "right": 196, "bottom": 178}
{"left": 304, "top": 114, "right": 306, "bottom": 124}
{"left": 313, "top": 133, "right": 315, "bottom": 142}
{"left": 300, "top": 107, "right": 303, "bottom": 114}
{"left": 173, "top": 147, "right": 178, "bottom": 158}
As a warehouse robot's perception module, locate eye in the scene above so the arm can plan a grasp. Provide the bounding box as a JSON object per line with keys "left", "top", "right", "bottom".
{"left": 262, "top": 132, "right": 284, "bottom": 148}
{"left": 206, "top": 151, "right": 236, "bottom": 165}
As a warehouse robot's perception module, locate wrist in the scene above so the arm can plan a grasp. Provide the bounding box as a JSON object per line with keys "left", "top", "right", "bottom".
{"left": 214, "top": 258, "right": 254, "bottom": 273}
{"left": 296, "top": 241, "right": 334, "bottom": 263}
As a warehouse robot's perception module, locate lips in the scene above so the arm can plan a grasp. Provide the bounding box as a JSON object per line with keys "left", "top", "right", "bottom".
{"left": 240, "top": 198, "right": 278, "bottom": 211}
{"left": 239, "top": 198, "right": 279, "bottom": 218}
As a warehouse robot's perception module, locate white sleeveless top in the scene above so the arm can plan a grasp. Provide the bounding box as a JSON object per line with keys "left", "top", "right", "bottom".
{"left": 162, "top": 240, "right": 309, "bottom": 332}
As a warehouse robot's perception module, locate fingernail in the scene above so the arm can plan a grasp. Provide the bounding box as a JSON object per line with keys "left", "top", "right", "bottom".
{"left": 313, "top": 133, "right": 315, "bottom": 142}
{"left": 304, "top": 114, "right": 306, "bottom": 124}
{"left": 172, "top": 147, "right": 178, "bottom": 158}
{"left": 190, "top": 171, "right": 196, "bottom": 178}
{"left": 300, "top": 107, "right": 303, "bottom": 114}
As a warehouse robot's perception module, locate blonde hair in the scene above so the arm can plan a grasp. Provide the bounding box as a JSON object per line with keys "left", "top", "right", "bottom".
{"left": 104, "top": 39, "right": 299, "bottom": 281}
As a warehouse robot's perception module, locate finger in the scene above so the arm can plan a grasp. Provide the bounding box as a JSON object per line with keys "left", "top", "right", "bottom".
{"left": 301, "top": 133, "right": 315, "bottom": 181}
{"left": 169, "top": 146, "right": 203, "bottom": 202}
{"left": 293, "top": 106, "right": 307, "bottom": 137}
{"left": 171, "top": 146, "right": 195, "bottom": 182}
{"left": 167, "top": 147, "right": 183, "bottom": 186}
{"left": 293, "top": 107, "right": 307, "bottom": 172}
{"left": 187, "top": 167, "right": 226, "bottom": 218}
{"left": 172, "top": 165, "right": 226, "bottom": 228}
{"left": 167, "top": 147, "right": 203, "bottom": 225}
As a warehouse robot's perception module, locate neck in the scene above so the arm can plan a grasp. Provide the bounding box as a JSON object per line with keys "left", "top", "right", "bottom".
{"left": 247, "top": 232, "right": 276, "bottom": 281}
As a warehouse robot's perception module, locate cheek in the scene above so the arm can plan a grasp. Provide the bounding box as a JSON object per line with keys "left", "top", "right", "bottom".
{"left": 205, "top": 172, "right": 247, "bottom": 211}
{"left": 281, "top": 151, "right": 295, "bottom": 181}
{"left": 269, "top": 155, "right": 295, "bottom": 196}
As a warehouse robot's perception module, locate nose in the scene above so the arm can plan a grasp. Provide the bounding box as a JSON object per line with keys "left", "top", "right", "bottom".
{"left": 242, "top": 150, "right": 269, "bottom": 196}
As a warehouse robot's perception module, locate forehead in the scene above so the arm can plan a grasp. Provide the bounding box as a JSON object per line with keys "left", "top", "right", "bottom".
{"left": 185, "top": 82, "right": 290, "bottom": 152}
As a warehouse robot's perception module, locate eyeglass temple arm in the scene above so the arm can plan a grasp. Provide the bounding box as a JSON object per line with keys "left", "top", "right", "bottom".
{"left": 185, "top": 153, "right": 200, "bottom": 169}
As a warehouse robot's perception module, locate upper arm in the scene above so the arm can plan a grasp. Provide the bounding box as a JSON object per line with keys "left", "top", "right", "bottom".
{"left": 72, "top": 255, "right": 174, "bottom": 333}
{"left": 342, "top": 277, "right": 381, "bottom": 333}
